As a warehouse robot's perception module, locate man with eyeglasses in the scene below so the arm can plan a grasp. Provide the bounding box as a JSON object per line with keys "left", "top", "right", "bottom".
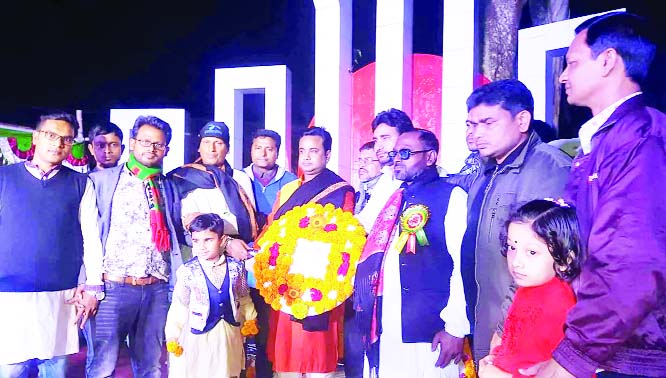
{"left": 87, "top": 122, "right": 125, "bottom": 172}
{"left": 85, "top": 115, "right": 185, "bottom": 377}
{"left": 353, "top": 129, "right": 470, "bottom": 378}
{"left": 354, "top": 141, "right": 383, "bottom": 214}
{"left": 0, "top": 113, "right": 104, "bottom": 377}
{"left": 464, "top": 79, "right": 572, "bottom": 362}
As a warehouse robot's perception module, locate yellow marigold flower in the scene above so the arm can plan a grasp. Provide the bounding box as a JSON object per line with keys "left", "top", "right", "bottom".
{"left": 166, "top": 340, "right": 184, "bottom": 357}
{"left": 291, "top": 302, "right": 309, "bottom": 319}
{"left": 241, "top": 319, "right": 259, "bottom": 336}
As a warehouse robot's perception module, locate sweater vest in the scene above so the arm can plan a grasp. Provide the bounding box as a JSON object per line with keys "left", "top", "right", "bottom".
{"left": 0, "top": 164, "right": 87, "bottom": 292}
{"left": 398, "top": 176, "right": 454, "bottom": 342}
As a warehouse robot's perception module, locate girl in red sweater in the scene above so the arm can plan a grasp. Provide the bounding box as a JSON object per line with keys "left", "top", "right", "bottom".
{"left": 478, "top": 199, "right": 584, "bottom": 378}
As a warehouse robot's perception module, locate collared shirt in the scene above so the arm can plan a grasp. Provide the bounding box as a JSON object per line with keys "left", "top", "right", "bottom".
{"left": 354, "top": 172, "right": 383, "bottom": 214}
{"left": 579, "top": 92, "right": 642, "bottom": 154}
{"left": 355, "top": 165, "right": 403, "bottom": 232}
{"left": 103, "top": 166, "right": 169, "bottom": 280}
{"left": 24, "top": 160, "right": 61, "bottom": 180}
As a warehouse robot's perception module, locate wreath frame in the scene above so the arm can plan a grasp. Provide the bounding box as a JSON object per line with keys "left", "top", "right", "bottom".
{"left": 254, "top": 203, "right": 366, "bottom": 319}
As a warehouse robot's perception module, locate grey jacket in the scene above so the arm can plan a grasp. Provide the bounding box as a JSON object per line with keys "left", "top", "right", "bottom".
{"left": 467, "top": 131, "right": 572, "bottom": 359}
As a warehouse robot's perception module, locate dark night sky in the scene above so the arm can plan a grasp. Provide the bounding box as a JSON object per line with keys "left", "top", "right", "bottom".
{"left": 0, "top": 0, "right": 663, "bottom": 132}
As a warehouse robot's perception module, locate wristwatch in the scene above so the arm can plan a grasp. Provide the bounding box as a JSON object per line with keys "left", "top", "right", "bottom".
{"left": 84, "top": 285, "right": 106, "bottom": 301}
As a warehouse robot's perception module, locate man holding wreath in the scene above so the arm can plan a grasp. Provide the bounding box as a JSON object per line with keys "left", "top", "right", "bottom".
{"left": 263, "top": 126, "right": 355, "bottom": 378}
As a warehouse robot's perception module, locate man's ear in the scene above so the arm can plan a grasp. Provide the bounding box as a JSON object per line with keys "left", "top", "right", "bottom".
{"left": 516, "top": 110, "right": 531, "bottom": 133}
{"left": 600, "top": 47, "right": 620, "bottom": 77}
{"left": 426, "top": 149, "right": 438, "bottom": 166}
{"left": 325, "top": 150, "right": 331, "bottom": 163}
{"left": 87, "top": 143, "right": 95, "bottom": 156}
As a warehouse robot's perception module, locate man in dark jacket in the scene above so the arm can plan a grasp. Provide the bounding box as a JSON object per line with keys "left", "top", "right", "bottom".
{"left": 465, "top": 79, "right": 572, "bottom": 361}
{"left": 527, "top": 12, "right": 666, "bottom": 378}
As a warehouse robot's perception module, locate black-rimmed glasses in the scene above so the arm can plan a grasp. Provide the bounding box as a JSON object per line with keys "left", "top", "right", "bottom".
{"left": 132, "top": 138, "right": 167, "bottom": 151}
{"left": 387, "top": 149, "right": 432, "bottom": 161}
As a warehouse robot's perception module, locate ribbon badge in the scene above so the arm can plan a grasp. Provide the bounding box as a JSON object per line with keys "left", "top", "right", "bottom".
{"left": 396, "top": 204, "right": 430, "bottom": 254}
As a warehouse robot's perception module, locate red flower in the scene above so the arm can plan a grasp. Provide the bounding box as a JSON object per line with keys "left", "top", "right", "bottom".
{"left": 299, "top": 217, "right": 310, "bottom": 228}
{"left": 324, "top": 223, "right": 337, "bottom": 232}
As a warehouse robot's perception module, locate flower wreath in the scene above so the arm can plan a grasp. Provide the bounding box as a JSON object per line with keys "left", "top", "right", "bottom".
{"left": 254, "top": 203, "right": 366, "bottom": 319}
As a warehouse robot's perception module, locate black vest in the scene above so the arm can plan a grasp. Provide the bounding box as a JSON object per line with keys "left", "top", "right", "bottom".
{"left": 0, "top": 163, "right": 87, "bottom": 292}
{"left": 397, "top": 167, "right": 455, "bottom": 342}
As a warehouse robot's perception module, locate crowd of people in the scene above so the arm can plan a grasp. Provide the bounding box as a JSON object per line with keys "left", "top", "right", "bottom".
{"left": 0, "top": 11, "right": 664, "bottom": 378}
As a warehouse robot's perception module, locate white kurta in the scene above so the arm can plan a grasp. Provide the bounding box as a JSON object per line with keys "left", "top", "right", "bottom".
{"left": 366, "top": 187, "right": 469, "bottom": 378}
{"left": 165, "top": 257, "right": 257, "bottom": 378}
{"left": 0, "top": 166, "right": 104, "bottom": 365}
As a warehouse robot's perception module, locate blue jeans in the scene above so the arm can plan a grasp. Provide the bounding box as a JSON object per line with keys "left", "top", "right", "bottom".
{"left": 87, "top": 281, "right": 169, "bottom": 378}
{"left": 0, "top": 356, "right": 67, "bottom": 378}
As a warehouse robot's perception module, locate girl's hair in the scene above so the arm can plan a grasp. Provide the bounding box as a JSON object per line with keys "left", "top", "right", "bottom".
{"left": 188, "top": 213, "right": 225, "bottom": 237}
{"left": 500, "top": 199, "right": 584, "bottom": 281}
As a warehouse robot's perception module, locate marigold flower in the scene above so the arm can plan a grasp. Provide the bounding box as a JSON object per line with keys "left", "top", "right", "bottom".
{"left": 254, "top": 203, "right": 366, "bottom": 318}
{"left": 241, "top": 319, "right": 259, "bottom": 336}
{"left": 166, "top": 340, "right": 183, "bottom": 357}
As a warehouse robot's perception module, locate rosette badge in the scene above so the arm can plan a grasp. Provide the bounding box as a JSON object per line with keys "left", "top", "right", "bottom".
{"left": 396, "top": 204, "right": 430, "bottom": 254}
{"left": 253, "top": 203, "right": 366, "bottom": 319}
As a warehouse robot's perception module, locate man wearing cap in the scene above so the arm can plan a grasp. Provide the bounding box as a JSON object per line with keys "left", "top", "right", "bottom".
{"left": 168, "top": 121, "right": 258, "bottom": 261}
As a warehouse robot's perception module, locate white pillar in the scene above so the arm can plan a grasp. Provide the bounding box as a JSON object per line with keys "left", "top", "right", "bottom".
{"left": 440, "top": 0, "right": 475, "bottom": 173}
{"left": 375, "top": 0, "right": 413, "bottom": 115}
{"left": 313, "top": 0, "right": 352, "bottom": 181}
{"left": 214, "top": 65, "right": 292, "bottom": 170}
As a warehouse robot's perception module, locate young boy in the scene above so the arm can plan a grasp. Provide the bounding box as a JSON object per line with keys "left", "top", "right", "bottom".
{"left": 165, "top": 213, "right": 257, "bottom": 378}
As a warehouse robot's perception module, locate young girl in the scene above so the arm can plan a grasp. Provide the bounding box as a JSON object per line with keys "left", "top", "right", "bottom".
{"left": 479, "top": 199, "right": 583, "bottom": 378}
{"left": 165, "top": 213, "right": 258, "bottom": 378}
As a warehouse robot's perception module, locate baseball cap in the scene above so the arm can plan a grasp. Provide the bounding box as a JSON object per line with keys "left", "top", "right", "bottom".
{"left": 198, "top": 121, "right": 230, "bottom": 145}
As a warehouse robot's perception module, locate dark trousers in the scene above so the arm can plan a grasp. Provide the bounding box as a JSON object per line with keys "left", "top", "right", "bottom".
{"left": 87, "top": 281, "right": 169, "bottom": 378}
{"left": 250, "top": 288, "right": 273, "bottom": 378}
{"left": 598, "top": 372, "right": 651, "bottom": 378}
{"left": 343, "top": 299, "right": 364, "bottom": 378}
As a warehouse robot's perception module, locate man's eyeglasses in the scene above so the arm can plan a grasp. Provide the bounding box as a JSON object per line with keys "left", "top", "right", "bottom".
{"left": 132, "top": 138, "right": 167, "bottom": 151}
{"left": 39, "top": 130, "right": 75, "bottom": 145}
{"left": 387, "top": 149, "right": 432, "bottom": 161}
{"left": 358, "top": 158, "right": 380, "bottom": 166}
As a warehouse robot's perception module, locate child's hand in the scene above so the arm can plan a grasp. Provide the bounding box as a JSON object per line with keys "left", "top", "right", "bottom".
{"left": 479, "top": 353, "right": 495, "bottom": 368}
{"left": 478, "top": 362, "right": 511, "bottom": 378}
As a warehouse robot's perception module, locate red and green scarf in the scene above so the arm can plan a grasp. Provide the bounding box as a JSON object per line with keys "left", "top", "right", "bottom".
{"left": 127, "top": 154, "right": 171, "bottom": 253}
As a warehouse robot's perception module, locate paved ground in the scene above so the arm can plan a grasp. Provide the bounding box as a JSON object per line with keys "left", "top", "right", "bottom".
{"left": 65, "top": 342, "right": 345, "bottom": 377}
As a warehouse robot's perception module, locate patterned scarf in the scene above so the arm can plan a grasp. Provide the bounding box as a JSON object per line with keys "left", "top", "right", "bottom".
{"left": 126, "top": 154, "right": 171, "bottom": 253}
{"left": 353, "top": 186, "right": 405, "bottom": 374}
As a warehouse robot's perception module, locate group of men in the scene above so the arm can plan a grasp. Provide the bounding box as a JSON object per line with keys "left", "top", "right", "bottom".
{"left": 0, "top": 10, "right": 664, "bottom": 378}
